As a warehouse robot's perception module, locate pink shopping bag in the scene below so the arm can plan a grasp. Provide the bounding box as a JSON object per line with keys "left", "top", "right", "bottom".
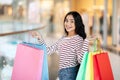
{"left": 11, "top": 44, "right": 44, "bottom": 80}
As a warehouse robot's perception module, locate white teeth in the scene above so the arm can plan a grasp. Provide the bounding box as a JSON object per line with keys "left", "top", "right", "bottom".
{"left": 67, "top": 27, "right": 71, "bottom": 29}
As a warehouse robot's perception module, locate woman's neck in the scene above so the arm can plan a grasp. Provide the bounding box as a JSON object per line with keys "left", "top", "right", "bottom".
{"left": 67, "top": 32, "right": 76, "bottom": 37}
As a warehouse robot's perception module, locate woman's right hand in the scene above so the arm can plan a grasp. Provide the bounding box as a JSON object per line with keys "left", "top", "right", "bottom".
{"left": 29, "top": 31, "right": 41, "bottom": 40}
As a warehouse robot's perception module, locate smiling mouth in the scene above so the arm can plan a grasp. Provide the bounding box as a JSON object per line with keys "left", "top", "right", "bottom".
{"left": 66, "top": 26, "right": 72, "bottom": 29}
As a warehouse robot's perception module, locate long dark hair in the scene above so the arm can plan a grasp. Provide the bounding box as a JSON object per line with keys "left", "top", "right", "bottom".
{"left": 64, "top": 11, "right": 86, "bottom": 39}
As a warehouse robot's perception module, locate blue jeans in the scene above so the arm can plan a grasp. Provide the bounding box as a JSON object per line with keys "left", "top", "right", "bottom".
{"left": 58, "top": 65, "right": 80, "bottom": 80}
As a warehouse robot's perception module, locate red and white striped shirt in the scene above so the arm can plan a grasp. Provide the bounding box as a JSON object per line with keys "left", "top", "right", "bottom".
{"left": 39, "top": 35, "right": 89, "bottom": 69}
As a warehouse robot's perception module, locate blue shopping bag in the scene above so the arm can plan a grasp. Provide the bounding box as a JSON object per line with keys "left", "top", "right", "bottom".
{"left": 21, "top": 42, "right": 49, "bottom": 80}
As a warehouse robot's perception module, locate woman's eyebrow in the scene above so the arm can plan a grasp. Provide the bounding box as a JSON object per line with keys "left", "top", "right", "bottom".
{"left": 68, "top": 19, "right": 74, "bottom": 20}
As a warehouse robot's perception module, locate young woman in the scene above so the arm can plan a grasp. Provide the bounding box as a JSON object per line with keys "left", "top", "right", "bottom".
{"left": 31, "top": 11, "right": 90, "bottom": 80}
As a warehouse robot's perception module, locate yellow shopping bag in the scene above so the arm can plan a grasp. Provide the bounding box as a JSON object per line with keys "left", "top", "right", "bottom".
{"left": 85, "top": 52, "right": 94, "bottom": 80}
{"left": 76, "top": 39, "right": 102, "bottom": 80}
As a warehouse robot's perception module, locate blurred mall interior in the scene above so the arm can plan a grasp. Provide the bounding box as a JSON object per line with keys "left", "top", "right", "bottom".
{"left": 0, "top": 0, "right": 120, "bottom": 80}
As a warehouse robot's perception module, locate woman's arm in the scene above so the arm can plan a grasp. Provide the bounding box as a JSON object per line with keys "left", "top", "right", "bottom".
{"left": 46, "top": 40, "right": 59, "bottom": 55}
{"left": 76, "top": 35, "right": 98, "bottom": 63}
{"left": 76, "top": 39, "right": 89, "bottom": 63}
{"left": 30, "top": 31, "right": 60, "bottom": 55}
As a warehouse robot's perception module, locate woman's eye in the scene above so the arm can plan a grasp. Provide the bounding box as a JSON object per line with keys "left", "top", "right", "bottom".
{"left": 71, "top": 20, "right": 74, "bottom": 23}
{"left": 65, "top": 19, "right": 74, "bottom": 23}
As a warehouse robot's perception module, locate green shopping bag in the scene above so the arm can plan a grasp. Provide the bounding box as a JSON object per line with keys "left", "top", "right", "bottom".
{"left": 76, "top": 39, "right": 100, "bottom": 80}
{"left": 76, "top": 52, "right": 89, "bottom": 80}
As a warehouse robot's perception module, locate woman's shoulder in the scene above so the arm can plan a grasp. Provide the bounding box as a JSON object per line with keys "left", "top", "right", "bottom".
{"left": 56, "top": 36, "right": 65, "bottom": 42}
{"left": 60, "top": 34, "right": 84, "bottom": 42}
{"left": 73, "top": 35, "right": 83, "bottom": 41}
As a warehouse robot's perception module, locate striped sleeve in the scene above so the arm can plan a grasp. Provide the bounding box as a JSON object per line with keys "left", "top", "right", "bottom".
{"left": 46, "top": 39, "right": 60, "bottom": 55}
{"left": 76, "top": 39, "right": 89, "bottom": 63}
{"left": 37, "top": 35, "right": 46, "bottom": 45}
{"left": 38, "top": 36, "right": 62, "bottom": 55}
{"left": 37, "top": 36, "right": 56, "bottom": 55}
{"left": 38, "top": 38, "right": 46, "bottom": 45}
{"left": 47, "top": 37, "right": 65, "bottom": 55}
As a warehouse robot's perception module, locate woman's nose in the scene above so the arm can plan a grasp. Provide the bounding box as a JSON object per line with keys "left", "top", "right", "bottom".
{"left": 67, "top": 21, "right": 71, "bottom": 25}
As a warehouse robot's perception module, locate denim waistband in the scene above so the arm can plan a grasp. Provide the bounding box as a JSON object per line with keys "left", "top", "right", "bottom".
{"left": 58, "top": 65, "right": 80, "bottom": 80}
{"left": 59, "top": 65, "right": 80, "bottom": 73}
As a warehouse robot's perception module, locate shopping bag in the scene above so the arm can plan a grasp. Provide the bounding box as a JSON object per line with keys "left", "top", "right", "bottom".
{"left": 93, "top": 51, "right": 101, "bottom": 80}
{"left": 93, "top": 52, "right": 114, "bottom": 80}
{"left": 11, "top": 44, "right": 44, "bottom": 80}
{"left": 76, "top": 52, "right": 95, "bottom": 80}
{"left": 76, "top": 39, "right": 98, "bottom": 80}
{"left": 21, "top": 42, "right": 49, "bottom": 80}
{"left": 76, "top": 39, "right": 102, "bottom": 80}
{"left": 85, "top": 52, "right": 94, "bottom": 80}
{"left": 76, "top": 52, "right": 89, "bottom": 80}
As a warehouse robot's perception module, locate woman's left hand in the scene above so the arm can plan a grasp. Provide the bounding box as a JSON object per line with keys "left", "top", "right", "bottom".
{"left": 86, "top": 35, "right": 99, "bottom": 46}
{"left": 86, "top": 35, "right": 98, "bottom": 41}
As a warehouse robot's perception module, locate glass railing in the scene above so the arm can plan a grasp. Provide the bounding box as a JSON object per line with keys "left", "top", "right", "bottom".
{"left": 0, "top": 21, "right": 45, "bottom": 34}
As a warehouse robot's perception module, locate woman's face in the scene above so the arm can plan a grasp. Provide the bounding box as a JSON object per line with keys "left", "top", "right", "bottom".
{"left": 64, "top": 15, "right": 76, "bottom": 34}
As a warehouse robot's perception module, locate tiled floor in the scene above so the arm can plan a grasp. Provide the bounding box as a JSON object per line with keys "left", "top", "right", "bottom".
{"left": 108, "top": 52, "right": 120, "bottom": 80}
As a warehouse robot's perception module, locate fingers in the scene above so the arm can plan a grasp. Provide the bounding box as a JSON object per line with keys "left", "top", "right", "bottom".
{"left": 29, "top": 31, "right": 40, "bottom": 38}
{"left": 29, "top": 31, "right": 35, "bottom": 37}
{"left": 87, "top": 35, "right": 99, "bottom": 41}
